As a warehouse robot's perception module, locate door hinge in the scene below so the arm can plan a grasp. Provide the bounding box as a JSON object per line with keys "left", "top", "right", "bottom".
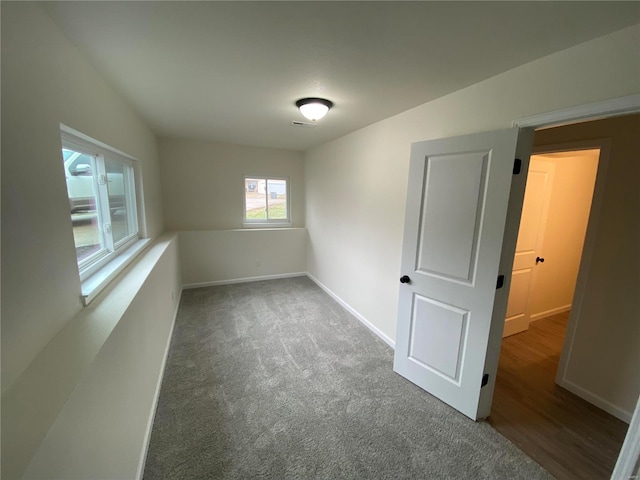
{"left": 481, "top": 373, "right": 489, "bottom": 387}
{"left": 513, "top": 158, "right": 522, "bottom": 175}
{"left": 99, "top": 174, "right": 107, "bottom": 185}
{"left": 496, "top": 275, "right": 505, "bottom": 289}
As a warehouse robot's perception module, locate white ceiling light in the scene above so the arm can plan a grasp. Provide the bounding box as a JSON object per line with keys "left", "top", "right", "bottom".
{"left": 296, "top": 98, "right": 333, "bottom": 121}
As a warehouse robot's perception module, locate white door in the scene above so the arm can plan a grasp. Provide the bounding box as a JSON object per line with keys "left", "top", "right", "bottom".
{"left": 393, "top": 128, "right": 533, "bottom": 420}
{"left": 504, "top": 159, "right": 555, "bottom": 337}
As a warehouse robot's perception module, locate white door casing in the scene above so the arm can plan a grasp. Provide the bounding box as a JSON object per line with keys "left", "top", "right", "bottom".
{"left": 393, "top": 128, "right": 534, "bottom": 420}
{"left": 504, "top": 158, "right": 555, "bottom": 337}
{"left": 516, "top": 96, "right": 639, "bottom": 468}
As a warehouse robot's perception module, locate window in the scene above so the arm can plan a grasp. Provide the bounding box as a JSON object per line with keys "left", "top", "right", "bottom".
{"left": 244, "top": 177, "right": 290, "bottom": 225}
{"left": 61, "top": 130, "right": 139, "bottom": 281}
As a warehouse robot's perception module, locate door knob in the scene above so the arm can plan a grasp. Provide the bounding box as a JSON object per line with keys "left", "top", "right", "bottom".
{"left": 536, "top": 257, "right": 545, "bottom": 264}
{"left": 400, "top": 275, "right": 411, "bottom": 284}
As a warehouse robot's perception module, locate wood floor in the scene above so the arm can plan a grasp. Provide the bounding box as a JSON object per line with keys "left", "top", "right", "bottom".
{"left": 488, "top": 312, "right": 629, "bottom": 480}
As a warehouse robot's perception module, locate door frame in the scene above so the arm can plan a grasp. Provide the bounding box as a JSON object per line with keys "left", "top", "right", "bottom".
{"left": 509, "top": 93, "right": 640, "bottom": 475}
{"left": 512, "top": 94, "right": 639, "bottom": 131}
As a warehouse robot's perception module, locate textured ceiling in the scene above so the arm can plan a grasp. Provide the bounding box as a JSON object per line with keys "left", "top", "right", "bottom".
{"left": 42, "top": 2, "right": 640, "bottom": 151}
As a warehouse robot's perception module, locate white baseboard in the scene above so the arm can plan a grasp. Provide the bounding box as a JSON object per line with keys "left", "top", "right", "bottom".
{"left": 560, "top": 378, "right": 632, "bottom": 423}
{"left": 136, "top": 288, "right": 183, "bottom": 480}
{"left": 306, "top": 273, "right": 395, "bottom": 349}
{"left": 530, "top": 304, "right": 571, "bottom": 323}
{"left": 183, "top": 272, "right": 307, "bottom": 289}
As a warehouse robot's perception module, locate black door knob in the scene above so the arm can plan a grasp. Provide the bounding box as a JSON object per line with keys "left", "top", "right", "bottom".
{"left": 536, "top": 257, "right": 545, "bottom": 264}
{"left": 400, "top": 275, "right": 411, "bottom": 284}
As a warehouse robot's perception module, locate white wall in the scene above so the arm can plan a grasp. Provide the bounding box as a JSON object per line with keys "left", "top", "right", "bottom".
{"left": 180, "top": 229, "right": 306, "bottom": 287}
{"left": 305, "top": 25, "right": 639, "bottom": 414}
{"left": 1, "top": 2, "right": 164, "bottom": 393}
{"left": 160, "top": 138, "right": 307, "bottom": 285}
{"left": 160, "top": 138, "right": 304, "bottom": 230}
{"left": 534, "top": 114, "right": 640, "bottom": 421}
{"left": 1, "top": 3, "right": 177, "bottom": 478}
{"left": 20, "top": 236, "right": 181, "bottom": 480}
{"left": 528, "top": 151, "right": 598, "bottom": 320}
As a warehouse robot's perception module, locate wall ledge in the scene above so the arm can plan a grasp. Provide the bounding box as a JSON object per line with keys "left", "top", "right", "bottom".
{"left": 173, "top": 227, "right": 306, "bottom": 233}
{"left": 1, "top": 233, "right": 178, "bottom": 480}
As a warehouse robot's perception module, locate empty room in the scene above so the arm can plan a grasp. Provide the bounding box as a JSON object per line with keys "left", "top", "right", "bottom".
{"left": 2, "top": 2, "right": 639, "bottom": 479}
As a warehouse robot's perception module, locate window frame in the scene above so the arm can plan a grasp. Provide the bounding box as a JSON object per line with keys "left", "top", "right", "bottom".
{"left": 242, "top": 175, "right": 291, "bottom": 227}
{"left": 61, "top": 129, "right": 140, "bottom": 282}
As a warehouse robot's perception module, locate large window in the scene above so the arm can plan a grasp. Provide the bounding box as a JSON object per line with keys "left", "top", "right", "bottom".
{"left": 61, "top": 130, "right": 139, "bottom": 280}
{"left": 244, "top": 177, "right": 290, "bottom": 225}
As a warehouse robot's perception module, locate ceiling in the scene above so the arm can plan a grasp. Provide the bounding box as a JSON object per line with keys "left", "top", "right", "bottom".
{"left": 41, "top": 2, "right": 640, "bottom": 151}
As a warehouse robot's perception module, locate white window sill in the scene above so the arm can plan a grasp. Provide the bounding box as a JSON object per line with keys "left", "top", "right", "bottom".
{"left": 81, "top": 238, "right": 151, "bottom": 306}
{"left": 242, "top": 222, "right": 292, "bottom": 229}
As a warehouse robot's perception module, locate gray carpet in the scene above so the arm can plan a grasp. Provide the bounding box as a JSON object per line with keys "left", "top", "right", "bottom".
{"left": 143, "top": 277, "right": 551, "bottom": 479}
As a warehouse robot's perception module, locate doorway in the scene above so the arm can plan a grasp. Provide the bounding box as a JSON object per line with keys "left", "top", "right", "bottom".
{"left": 391, "top": 105, "right": 639, "bottom": 474}
{"left": 489, "top": 119, "right": 627, "bottom": 479}
{"left": 503, "top": 147, "right": 599, "bottom": 339}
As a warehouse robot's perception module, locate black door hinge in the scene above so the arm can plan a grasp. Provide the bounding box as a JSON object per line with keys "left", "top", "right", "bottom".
{"left": 513, "top": 158, "right": 522, "bottom": 175}
{"left": 496, "top": 275, "right": 505, "bottom": 289}
{"left": 481, "top": 373, "right": 489, "bottom": 387}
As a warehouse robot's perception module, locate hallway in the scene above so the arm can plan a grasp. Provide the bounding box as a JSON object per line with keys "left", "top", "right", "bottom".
{"left": 489, "top": 313, "right": 629, "bottom": 479}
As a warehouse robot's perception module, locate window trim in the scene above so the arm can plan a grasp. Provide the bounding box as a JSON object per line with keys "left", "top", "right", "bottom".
{"left": 242, "top": 175, "right": 291, "bottom": 227}
{"left": 80, "top": 237, "right": 151, "bottom": 306}
{"left": 61, "top": 125, "right": 147, "bottom": 303}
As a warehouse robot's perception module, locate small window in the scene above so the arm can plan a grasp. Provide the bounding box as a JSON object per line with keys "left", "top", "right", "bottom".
{"left": 61, "top": 130, "right": 139, "bottom": 280}
{"left": 244, "top": 177, "right": 290, "bottom": 225}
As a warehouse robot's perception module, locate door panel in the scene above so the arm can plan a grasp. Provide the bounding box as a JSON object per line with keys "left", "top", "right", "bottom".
{"left": 394, "top": 128, "right": 533, "bottom": 420}
{"left": 512, "top": 251, "right": 536, "bottom": 271}
{"left": 409, "top": 295, "right": 468, "bottom": 382}
{"left": 505, "top": 270, "right": 531, "bottom": 318}
{"left": 517, "top": 171, "right": 548, "bottom": 249}
{"left": 416, "top": 151, "right": 487, "bottom": 283}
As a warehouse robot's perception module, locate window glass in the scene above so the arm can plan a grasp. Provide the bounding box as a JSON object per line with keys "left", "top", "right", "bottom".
{"left": 63, "top": 148, "right": 104, "bottom": 263}
{"left": 61, "top": 131, "right": 139, "bottom": 280}
{"left": 244, "top": 176, "right": 289, "bottom": 224}
{"left": 266, "top": 179, "right": 287, "bottom": 220}
{"left": 245, "top": 177, "right": 267, "bottom": 220}
{"left": 105, "top": 158, "right": 130, "bottom": 244}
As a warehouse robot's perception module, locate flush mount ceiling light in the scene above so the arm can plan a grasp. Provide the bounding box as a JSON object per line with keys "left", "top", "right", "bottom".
{"left": 296, "top": 98, "right": 333, "bottom": 122}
